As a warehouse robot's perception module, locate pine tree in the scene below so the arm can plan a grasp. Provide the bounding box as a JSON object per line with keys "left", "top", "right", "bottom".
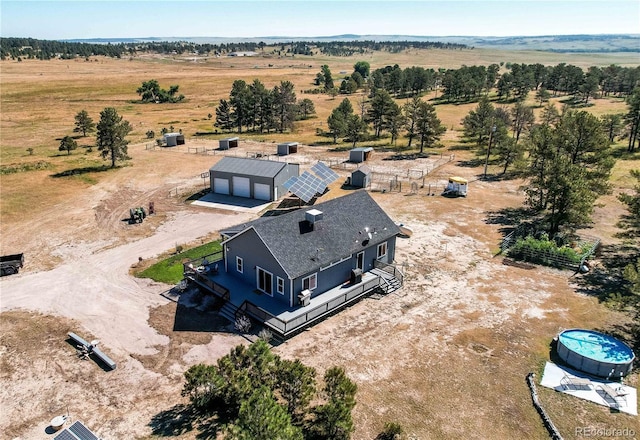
{"left": 73, "top": 109, "right": 95, "bottom": 137}
{"left": 96, "top": 107, "right": 131, "bottom": 168}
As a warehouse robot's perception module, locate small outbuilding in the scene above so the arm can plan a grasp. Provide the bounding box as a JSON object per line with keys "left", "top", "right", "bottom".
{"left": 277, "top": 142, "right": 299, "bottom": 156}
{"left": 219, "top": 137, "right": 239, "bottom": 150}
{"left": 349, "top": 147, "right": 374, "bottom": 163}
{"left": 164, "top": 132, "right": 185, "bottom": 147}
{"left": 350, "top": 165, "right": 371, "bottom": 188}
{"left": 209, "top": 157, "right": 299, "bottom": 201}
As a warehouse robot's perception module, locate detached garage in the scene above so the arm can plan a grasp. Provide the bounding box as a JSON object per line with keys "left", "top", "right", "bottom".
{"left": 209, "top": 157, "right": 299, "bottom": 201}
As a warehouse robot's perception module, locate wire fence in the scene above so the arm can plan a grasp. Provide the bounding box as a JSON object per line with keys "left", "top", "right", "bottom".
{"left": 500, "top": 226, "right": 600, "bottom": 271}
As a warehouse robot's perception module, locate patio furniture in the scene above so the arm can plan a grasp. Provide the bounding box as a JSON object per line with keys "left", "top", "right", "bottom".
{"left": 596, "top": 383, "right": 628, "bottom": 407}
{"left": 560, "top": 373, "right": 592, "bottom": 390}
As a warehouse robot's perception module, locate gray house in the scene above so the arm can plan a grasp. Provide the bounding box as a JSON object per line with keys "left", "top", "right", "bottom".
{"left": 351, "top": 165, "right": 371, "bottom": 188}
{"left": 349, "top": 147, "right": 374, "bottom": 163}
{"left": 209, "top": 157, "right": 299, "bottom": 201}
{"left": 185, "top": 191, "right": 404, "bottom": 338}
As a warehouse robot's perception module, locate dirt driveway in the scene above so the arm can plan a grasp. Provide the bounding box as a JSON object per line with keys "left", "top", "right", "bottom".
{"left": 0, "top": 141, "right": 631, "bottom": 439}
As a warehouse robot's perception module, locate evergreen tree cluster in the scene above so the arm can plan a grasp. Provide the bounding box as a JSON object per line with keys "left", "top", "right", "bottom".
{"left": 315, "top": 40, "right": 467, "bottom": 56}
{"left": 182, "top": 340, "right": 357, "bottom": 440}
{"left": 439, "top": 62, "right": 639, "bottom": 103}
{"left": 216, "top": 79, "right": 314, "bottom": 133}
{"left": 0, "top": 37, "right": 465, "bottom": 61}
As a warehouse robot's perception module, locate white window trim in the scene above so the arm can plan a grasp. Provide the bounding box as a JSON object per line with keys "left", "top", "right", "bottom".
{"left": 236, "top": 256, "right": 243, "bottom": 273}
{"left": 302, "top": 273, "right": 317, "bottom": 291}
{"left": 377, "top": 242, "right": 388, "bottom": 260}
{"left": 356, "top": 251, "right": 365, "bottom": 270}
{"left": 277, "top": 276, "right": 285, "bottom": 295}
{"left": 320, "top": 254, "right": 352, "bottom": 271}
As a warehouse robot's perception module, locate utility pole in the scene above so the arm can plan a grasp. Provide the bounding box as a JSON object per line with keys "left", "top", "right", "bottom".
{"left": 483, "top": 124, "right": 497, "bottom": 179}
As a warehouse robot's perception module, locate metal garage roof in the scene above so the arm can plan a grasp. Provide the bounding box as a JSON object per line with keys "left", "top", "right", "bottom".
{"left": 209, "top": 157, "right": 287, "bottom": 178}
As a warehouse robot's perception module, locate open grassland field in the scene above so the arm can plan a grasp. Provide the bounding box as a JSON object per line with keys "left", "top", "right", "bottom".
{"left": 1, "top": 47, "right": 639, "bottom": 439}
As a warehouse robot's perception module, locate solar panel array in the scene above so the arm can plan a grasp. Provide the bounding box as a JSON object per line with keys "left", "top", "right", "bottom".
{"left": 287, "top": 172, "right": 326, "bottom": 203}
{"left": 54, "top": 421, "right": 99, "bottom": 440}
{"left": 283, "top": 162, "right": 341, "bottom": 203}
{"left": 311, "top": 162, "right": 340, "bottom": 185}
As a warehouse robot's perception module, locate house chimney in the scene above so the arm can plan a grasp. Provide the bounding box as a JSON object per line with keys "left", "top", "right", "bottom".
{"left": 305, "top": 209, "right": 323, "bottom": 229}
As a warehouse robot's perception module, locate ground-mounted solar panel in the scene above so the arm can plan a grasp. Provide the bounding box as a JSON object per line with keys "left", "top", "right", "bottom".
{"left": 295, "top": 172, "right": 326, "bottom": 202}
{"left": 283, "top": 165, "right": 334, "bottom": 203}
{"left": 55, "top": 421, "right": 99, "bottom": 440}
{"left": 311, "top": 162, "right": 340, "bottom": 185}
{"left": 54, "top": 430, "right": 78, "bottom": 440}
{"left": 283, "top": 176, "right": 298, "bottom": 190}
{"left": 301, "top": 171, "right": 327, "bottom": 194}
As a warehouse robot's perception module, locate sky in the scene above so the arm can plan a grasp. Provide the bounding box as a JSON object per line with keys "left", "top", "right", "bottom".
{"left": 1, "top": 0, "right": 639, "bottom": 40}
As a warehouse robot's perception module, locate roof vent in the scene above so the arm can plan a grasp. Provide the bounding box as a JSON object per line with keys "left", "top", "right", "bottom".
{"left": 305, "top": 209, "right": 323, "bottom": 225}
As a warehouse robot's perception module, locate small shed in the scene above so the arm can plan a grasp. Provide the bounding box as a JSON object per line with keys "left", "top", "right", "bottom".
{"left": 219, "top": 137, "right": 239, "bottom": 150}
{"left": 350, "top": 165, "right": 371, "bottom": 188}
{"left": 443, "top": 176, "right": 468, "bottom": 197}
{"left": 277, "top": 142, "right": 299, "bottom": 156}
{"left": 164, "top": 132, "right": 185, "bottom": 147}
{"left": 349, "top": 147, "right": 374, "bottom": 163}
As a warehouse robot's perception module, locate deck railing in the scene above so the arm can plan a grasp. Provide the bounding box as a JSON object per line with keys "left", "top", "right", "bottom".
{"left": 182, "top": 251, "right": 223, "bottom": 274}
{"left": 187, "top": 270, "right": 230, "bottom": 301}
{"left": 236, "top": 276, "right": 381, "bottom": 337}
{"left": 374, "top": 260, "right": 404, "bottom": 286}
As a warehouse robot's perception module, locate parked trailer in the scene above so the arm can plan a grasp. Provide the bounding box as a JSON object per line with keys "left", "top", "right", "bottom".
{"left": 1, "top": 253, "right": 24, "bottom": 276}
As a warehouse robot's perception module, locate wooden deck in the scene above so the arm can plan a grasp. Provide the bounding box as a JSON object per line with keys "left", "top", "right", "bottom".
{"left": 185, "top": 258, "right": 401, "bottom": 338}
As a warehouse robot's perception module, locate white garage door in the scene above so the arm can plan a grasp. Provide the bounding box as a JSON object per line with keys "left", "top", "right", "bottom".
{"left": 254, "top": 183, "right": 271, "bottom": 201}
{"left": 232, "top": 176, "right": 251, "bottom": 198}
{"left": 213, "top": 178, "right": 229, "bottom": 195}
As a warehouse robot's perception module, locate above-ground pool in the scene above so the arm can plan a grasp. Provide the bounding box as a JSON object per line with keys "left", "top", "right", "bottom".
{"left": 557, "top": 329, "right": 635, "bottom": 378}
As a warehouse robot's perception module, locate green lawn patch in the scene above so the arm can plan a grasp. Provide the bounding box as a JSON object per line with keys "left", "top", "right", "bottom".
{"left": 137, "top": 241, "right": 222, "bottom": 284}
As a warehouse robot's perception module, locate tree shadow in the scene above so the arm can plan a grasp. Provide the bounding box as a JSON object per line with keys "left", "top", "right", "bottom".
{"left": 571, "top": 242, "right": 635, "bottom": 301}
{"left": 51, "top": 165, "right": 112, "bottom": 178}
{"left": 448, "top": 142, "right": 476, "bottom": 151}
{"left": 149, "top": 404, "right": 218, "bottom": 438}
{"left": 484, "top": 206, "right": 537, "bottom": 236}
{"left": 457, "top": 158, "right": 484, "bottom": 168}
{"left": 309, "top": 140, "right": 338, "bottom": 146}
{"left": 611, "top": 147, "right": 640, "bottom": 161}
{"left": 327, "top": 145, "right": 353, "bottom": 152}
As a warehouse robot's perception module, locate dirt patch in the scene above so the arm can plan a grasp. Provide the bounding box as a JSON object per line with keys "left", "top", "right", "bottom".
{"left": 1, "top": 139, "right": 637, "bottom": 439}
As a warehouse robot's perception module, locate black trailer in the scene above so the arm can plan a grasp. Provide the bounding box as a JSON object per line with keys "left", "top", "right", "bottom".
{"left": 1, "top": 253, "right": 24, "bottom": 276}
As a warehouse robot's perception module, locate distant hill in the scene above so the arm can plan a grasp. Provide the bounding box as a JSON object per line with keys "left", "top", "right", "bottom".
{"left": 66, "top": 34, "right": 640, "bottom": 52}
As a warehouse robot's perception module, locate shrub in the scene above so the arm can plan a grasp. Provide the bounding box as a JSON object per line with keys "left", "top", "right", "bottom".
{"left": 507, "top": 235, "right": 583, "bottom": 268}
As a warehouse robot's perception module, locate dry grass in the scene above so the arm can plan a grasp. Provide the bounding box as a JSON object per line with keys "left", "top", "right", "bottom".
{"left": 1, "top": 49, "right": 639, "bottom": 439}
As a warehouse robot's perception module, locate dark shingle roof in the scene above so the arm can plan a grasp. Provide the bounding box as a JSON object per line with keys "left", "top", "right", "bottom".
{"left": 226, "top": 191, "right": 400, "bottom": 279}
{"left": 210, "top": 157, "right": 287, "bottom": 178}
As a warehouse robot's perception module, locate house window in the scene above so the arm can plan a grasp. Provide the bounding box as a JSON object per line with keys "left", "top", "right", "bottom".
{"left": 257, "top": 267, "right": 273, "bottom": 296}
{"left": 302, "top": 273, "right": 317, "bottom": 291}
{"left": 236, "top": 256, "right": 243, "bottom": 273}
{"left": 277, "top": 277, "right": 285, "bottom": 295}
{"left": 356, "top": 251, "right": 364, "bottom": 270}
{"left": 377, "top": 242, "right": 387, "bottom": 260}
